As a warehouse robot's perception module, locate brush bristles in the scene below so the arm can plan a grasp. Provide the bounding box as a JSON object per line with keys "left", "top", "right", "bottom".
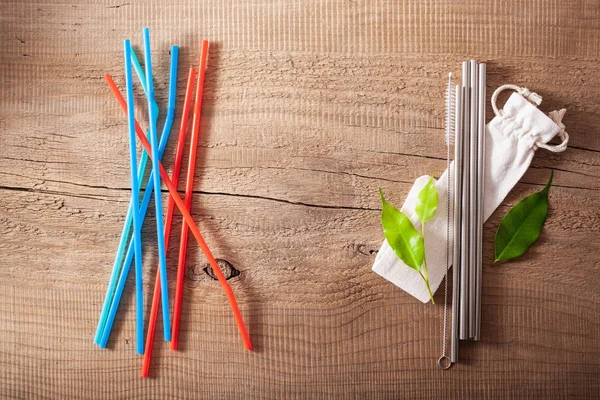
{"left": 445, "top": 72, "right": 455, "bottom": 146}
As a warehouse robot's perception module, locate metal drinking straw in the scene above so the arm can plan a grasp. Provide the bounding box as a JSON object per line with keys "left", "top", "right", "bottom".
{"left": 459, "top": 61, "right": 470, "bottom": 340}
{"left": 475, "top": 63, "right": 486, "bottom": 341}
{"left": 468, "top": 60, "right": 479, "bottom": 338}
{"left": 451, "top": 85, "right": 465, "bottom": 363}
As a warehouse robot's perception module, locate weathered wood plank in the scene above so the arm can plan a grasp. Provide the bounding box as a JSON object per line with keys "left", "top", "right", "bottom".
{"left": 0, "top": 0, "right": 599, "bottom": 398}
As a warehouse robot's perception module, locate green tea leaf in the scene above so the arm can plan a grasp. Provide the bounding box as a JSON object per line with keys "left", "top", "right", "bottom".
{"left": 494, "top": 171, "right": 553, "bottom": 263}
{"left": 415, "top": 176, "right": 438, "bottom": 224}
{"left": 379, "top": 188, "right": 424, "bottom": 271}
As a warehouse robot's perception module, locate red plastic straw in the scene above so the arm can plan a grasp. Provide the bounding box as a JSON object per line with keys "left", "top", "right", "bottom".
{"left": 171, "top": 40, "right": 208, "bottom": 350}
{"left": 140, "top": 66, "right": 196, "bottom": 377}
{"left": 105, "top": 72, "right": 253, "bottom": 353}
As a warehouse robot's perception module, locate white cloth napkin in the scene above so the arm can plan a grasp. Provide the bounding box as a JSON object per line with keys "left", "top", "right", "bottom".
{"left": 372, "top": 92, "right": 565, "bottom": 302}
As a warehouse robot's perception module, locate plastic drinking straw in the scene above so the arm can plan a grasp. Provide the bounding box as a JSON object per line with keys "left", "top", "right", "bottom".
{"left": 93, "top": 48, "right": 159, "bottom": 345}
{"left": 172, "top": 40, "right": 209, "bottom": 350}
{"left": 131, "top": 49, "right": 159, "bottom": 123}
{"left": 99, "top": 46, "right": 179, "bottom": 347}
{"left": 122, "top": 40, "right": 145, "bottom": 354}
{"left": 105, "top": 73, "right": 252, "bottom": 351}
{"left": 141, "top": 66, "right": 196, "bottom": 377}
{"left": 94, "top": 46, "right": 179, "bottom": 348}
{"left": 142, "top": 27, "right": 172, "bottom": 343}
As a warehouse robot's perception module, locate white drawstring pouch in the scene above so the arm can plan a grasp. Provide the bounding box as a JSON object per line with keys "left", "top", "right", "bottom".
{"left": 372, "top": 85, "right": 570, "bottom": 303}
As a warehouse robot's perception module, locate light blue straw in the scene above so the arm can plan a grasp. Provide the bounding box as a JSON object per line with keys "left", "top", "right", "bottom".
{"left": 123, "top": 39, "right": 145, "bottom": 354}
{"left": 93, "top": 48, "right": 156, "bottom": 346}
{"left": 98, "top": 45, "right": 179, "bottom": 348}
{"left": 131, "top": 49, "right": 159, "bottom": 123}
{"left": 142, "top": 27, "right": 172, "bottom": 342}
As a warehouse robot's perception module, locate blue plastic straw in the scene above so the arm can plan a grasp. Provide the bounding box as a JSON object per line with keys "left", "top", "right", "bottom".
{"left": 131, "top": 49, "right": 159, "bottom": 123}
{"left": 123, "top": 39, "right": 145, "bottom": 354}
{"left": 142, "top": 27, "right": 172, "bottom": 342}
{"left": 98, "top": 45, "right": 179, "bottom": 348}
{"left": 93, "top": 49, "right": 156, "bottom": 346}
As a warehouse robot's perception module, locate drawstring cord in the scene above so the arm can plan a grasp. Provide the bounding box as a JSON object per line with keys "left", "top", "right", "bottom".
{"left": 491, "top": 84, "right": 569, "bottom": 153}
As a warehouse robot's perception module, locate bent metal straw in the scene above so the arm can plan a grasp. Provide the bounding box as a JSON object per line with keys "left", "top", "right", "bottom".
{"left": 172, "top": 39, "right": 209, "bottom": 351}
{"left": 105, "top": 73, "right": 253, "bottom": 351}
{"left": 141, "top": 66, "right": 197, "bottom": 377}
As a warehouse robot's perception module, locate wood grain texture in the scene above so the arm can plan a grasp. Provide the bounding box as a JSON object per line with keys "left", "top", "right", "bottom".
{"left": 0, "top": 0, "right": 599, "bottom": 398}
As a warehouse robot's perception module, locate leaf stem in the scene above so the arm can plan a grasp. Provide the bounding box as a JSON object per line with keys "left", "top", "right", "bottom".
{"left": 418, "top": 223, "right": 434, "bottom": 303}
{"left": 424, "top": 277, "right": 435, "bottom": 304}
{"left": 418, "top": 270, "right": 435, "bottom": 304}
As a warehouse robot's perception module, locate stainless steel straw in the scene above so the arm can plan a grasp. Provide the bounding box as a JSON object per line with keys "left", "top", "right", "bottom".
{"left": 475, "top": 63, "right": 486, "bottom": 340}
{"left": 451, "top": 85, "right": 464, "bottom": 363}
{"left": 450, "top": 60, "right": 487, "bottom": 362}
{"left": 468, "top": 60, "right": 478, "bottom": 338}
{"left": 459, "top": 62, "right": 470, "bottom": 340}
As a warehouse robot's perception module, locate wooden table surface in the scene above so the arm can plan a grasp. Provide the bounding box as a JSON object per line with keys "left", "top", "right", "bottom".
{"left": 1, "top": 1, "right": 599, "bottom": 398}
